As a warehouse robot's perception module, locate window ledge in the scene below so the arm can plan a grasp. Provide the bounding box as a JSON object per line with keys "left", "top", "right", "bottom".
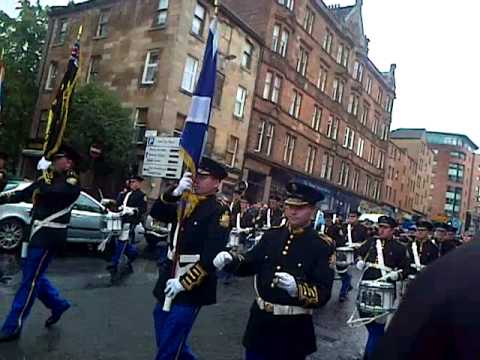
{"left": 190, "top": 32, "right": 205, "bottom": 43}
{"left": 240, "top": 66, "right": 252, "bottom": 74}
{"left": 92, "top": 35, "right": 108, "bottom": 40}
{"left": 139, "top": 82, "right": 155, "bottom": 88}
{"left": 233, "top": 114, "right": 244, "bottom": 121}
{"left": 179, "top": 88, "right": 193, "bottom": 97}
{"left": 149, "top": 24, "right": 167, "bottom": 32}
{"left": 51, "top": 42, "right": 65, "bottom": 48}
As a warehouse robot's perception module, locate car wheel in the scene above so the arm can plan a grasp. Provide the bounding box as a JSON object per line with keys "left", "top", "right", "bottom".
{"left": 0, "top": 219, "right": 25, "bottom": 251}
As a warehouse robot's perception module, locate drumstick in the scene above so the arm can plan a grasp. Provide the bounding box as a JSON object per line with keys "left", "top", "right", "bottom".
{"left": 347, "top": 224, "right": 353, "bottom": 247}
{"left": 412, "top": 242, "right": 421, "bottom": 269}
{"left": 376, "top": 239, "right": 386, "bottom": 278}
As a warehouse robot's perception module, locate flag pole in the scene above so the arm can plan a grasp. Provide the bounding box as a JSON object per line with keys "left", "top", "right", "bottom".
{"left": 214, "top": 0, "right": 219, "bottom": 16}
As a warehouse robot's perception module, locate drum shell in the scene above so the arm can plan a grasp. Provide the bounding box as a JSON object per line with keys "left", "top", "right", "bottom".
{"left": 336, "top": 246, "right": 355, "bottom": 267}
{"left": 356, "top": 280, "right": 395, "bottom": 316}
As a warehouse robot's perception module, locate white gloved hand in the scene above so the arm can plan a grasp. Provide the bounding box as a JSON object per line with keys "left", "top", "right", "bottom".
{"left": 386, "top": 271, "right": 399, "bottom": 282}
{"left": 164, "top": 278, "right": 185, "bottom": 298}
{"left": 172, "top": 172, "right": 193, "bottom": 196}
{"left": 274, "top": 272, "right": 298, "bottom": 298}
{"left": 356, "top": 260, "right": 366, "bottom": 271}
{"left": 37, "top": 156, "right": 52, "bottom": 171}
{"left": 213, "top": 251, "right": 233, "bottom": 270}
{"left": 122, "top": 207, "right": 136, "bottom": 216}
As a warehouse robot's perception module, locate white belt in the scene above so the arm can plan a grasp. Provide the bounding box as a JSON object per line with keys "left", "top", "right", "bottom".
{"left": 32, "top": 220, "right": 68, "bottom": 229}
{"left": 256, "top": 297, "right": 313, "bottom": 316}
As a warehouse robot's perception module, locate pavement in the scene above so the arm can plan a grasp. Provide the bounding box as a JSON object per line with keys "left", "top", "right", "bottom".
{"left": 0, "top": 246, "right": 366, "bottom": 360}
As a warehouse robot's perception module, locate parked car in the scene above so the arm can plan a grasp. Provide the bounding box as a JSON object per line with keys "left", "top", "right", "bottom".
{"left": 0, "top": 180, "right": 109, "bottom": 251}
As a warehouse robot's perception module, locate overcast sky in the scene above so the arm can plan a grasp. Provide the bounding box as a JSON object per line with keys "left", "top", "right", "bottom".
{"left": 2, "top": 0, "right": 479, "bottom": 147}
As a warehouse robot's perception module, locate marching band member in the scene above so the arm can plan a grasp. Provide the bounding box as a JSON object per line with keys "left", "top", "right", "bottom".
{"left": 213, "top": 181, "right": 334, "bottom": 360}
{"left": 433, "top": 223, "right": 457, "bottom": 257}
{"left": 354, "top": 216, "right": 409, "bottom": 359}
{"left": 408, "top": 220, "right": 439, "bottom": 273}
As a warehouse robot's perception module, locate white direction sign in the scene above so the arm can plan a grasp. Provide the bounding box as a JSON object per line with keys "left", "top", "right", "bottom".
{"left": 142, "top": 136, "right": 183, "bottom": 179}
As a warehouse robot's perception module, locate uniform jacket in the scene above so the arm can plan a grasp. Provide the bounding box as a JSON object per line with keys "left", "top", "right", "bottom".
{"left": 150, "top": 190, "right": 231, "bottom": 306}
{"left": 119, "top": 189, "right": 147, "bottom": 224}
{"left": 0, "top": 169, "right": 80, "bottom": 249}
{"left": 326, "top": 223, "right": 343, "bottom": 246}
{"left": 339, "top": 222, "right": 367, "bottom": 247}
{"left": 407, "top": 239, "right": 439, "bottom": 272}
{"left": 256, "top": 207, "right": 284, "bottom": 228}
{"left": 356, "top": 237, "right": 410, "bottom": 281}
{"left": 226, "top": 224, "right": 334, "bottom": 358}
{"left": 438, "top": 239, "right": 457, "bottom": 257}
{"left": 373, "top": 241, "right": 480, "bottom": 360}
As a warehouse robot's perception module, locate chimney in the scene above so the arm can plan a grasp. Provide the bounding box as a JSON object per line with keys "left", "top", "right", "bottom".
{"left": 390, "top": 63, "right": 397, "bottom": 75}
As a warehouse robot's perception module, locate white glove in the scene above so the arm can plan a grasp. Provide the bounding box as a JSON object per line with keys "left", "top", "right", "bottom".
{"left": 356, "top": 260, "right": 366, "bottom": 271}
{"left": 172, "top": 172, "right": 193, "bottom": 196}
{"left": 122, "top": 207, "right": 136, "bottom": 216}
{"left": 164, "top": 278, "right": 185, "bottom": 298}
{"left": 274, "top": 272, "right": 298, "bottom": 298}
{"left": 386, "top": 271, "right": 399, "bottom": 282}
{"left": 213, "top": 251, "right": 233, "bottom": 270}
{"left": 97, "top": 238, "right": 109, "bottom": 252}
{"left": 37, "top": 156, "right": 52, "bottom": 171}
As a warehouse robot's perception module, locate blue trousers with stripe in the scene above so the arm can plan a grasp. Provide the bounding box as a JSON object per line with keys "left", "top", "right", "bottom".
{"left": 153, "top": 302, "right": 200, "bottom": 360}
{"left": 111, "top": 239, "right": 139, "bottom": 267}
{"left": 1, "top": 247, "right": 69, "bottom": 334}
{"left": 364, "top": 322, "right": 385, "bottom": 359}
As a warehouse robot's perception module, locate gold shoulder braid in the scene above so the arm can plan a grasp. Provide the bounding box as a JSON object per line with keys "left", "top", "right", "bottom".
{"left": 219, "top": 211, "right": 230, "bottom": 228}
{"left": 298, "top": 282, "right": 319, "bottom": 306}
{"left": 66, "top": 170, "right": 79, "bottom": 186}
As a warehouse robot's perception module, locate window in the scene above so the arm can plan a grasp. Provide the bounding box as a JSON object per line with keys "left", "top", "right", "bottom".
{"left": 283, "top": 134, "right": 296, "bottom": 165}
{"left": 288, "top": 89, "right": 302, "bottom": 119}
{"left": 205, "top": 126, "right": 216, "bottom": 155}
{"left": 376, "top": 87, "right": 383, "bottom": 104}
{"left": 377, "top": 151, "right": 385, "bottom": 169}
{"left": 264, "top": 122, "right": 274, "bottom": 156}
{"left": 272, "top": 25, "right": 289, "bottom": 57}
{"left": 214, "top": 72, "right": 225, "bottom": 107}
{"left": 181, "top": 55, "right": 198, "bottom": 92}
{"left": 191, "top": 3, "right": 206, "bottom": 37}
{"left": 156, "top": 0, "right": 169, "bottom": 26}
{"left": 279, "top": 28, "right": 289, "bottom": 57}
{"left": 365, "top": 76, "right": 372, "bottom": 95}
{"left": 36, "top": 110, "right": 49, "bottom": 139}
{"left": 174, "top": 113, "right": 186, "bottom": 136}
{"left": 234, "top": 86, "right": 247, "bottom": 118}
{"left": 338, "top": 162, "right": 350, "bottom": 187}
{"left": 296, "top": 47, "right": 309, "bottom": 77}
{"left": 326, "top": 115, "right": 339, "bottom": 140}
{"left": 360, "top": 104, "right": 369, "bottom": 126}
{"left": 336, "top": 44, "right": 349, "bottom": 68}
{"left": 352, "top": 169, "right": 360, "bottom": 192}
{"left": 448, "top": 163, "right": 464, "bottom": 182}
{"left": 142, "top": 50, "right": 160, "bottom": 85}
{"left": 303, "top": 7, "right": 315, "bottom": 34}
{"left": 317, "top": 66, "right": 328, "bottom": 92}
{"left": 450, "top": 151, "right": 466, "bottom": 160}
{"left": 321, "top": 153, "right": 334, "bottom": 180}
{"left": 371, "top": 117, "right": 379, "bottom": 135}
{"left": 356, "top": 137, "right": 365, "bottom": 158}
{"left": 353, "top": 61, "right": 364, "bottom": 82}
{"left": 311, "top": 105, "right": 322, "bottom": 132}
{"left": 241, "top": 40, "right": 254, "bottom": 70}
{"left": 226, "top": 135, "right": 239, "bottom": 167}
{"left": 347, "top": 94, "right": 359, "bottom": 117}
{"left": 45, "top": 62, "right": 57, "bottom": 90}
{"left": 133, "top": 108, "right": 148, "bottom": 144}
{"left": 305, "top": 145, "right": 317, "bottom": 174}
{"left": 369, "top": 145, "right": 376, "bottom": 164}
{"left": 332, "top": 78, "right": 344, "bottom": 103}
{"left": 86, "top": 56, "right": 100, "bottom": 83}
{"left": 322, "top": 29, "right": 333, "bottom": 54}
{"left": 278, "top": 0, "right": 294, "bottom": 11}
{"left": 444, "top": 186, "right": 462, "bottom": 216}
{"left": 254, "top": 120, "right": 275, "bottom": 156}
{"left": 56, "top": 18, "right": 68, "bottom": 43}
{"left": 384, "top": 96, "right": 392, "bottom": 112}
{"left": 96, "top": 9, "right": 110, "bottom": 37}
{"left": 343, "top": 127, "right": 355, "bottom": 150}
{"left": 263, "top": 71, "right": 282, "bottom": 103}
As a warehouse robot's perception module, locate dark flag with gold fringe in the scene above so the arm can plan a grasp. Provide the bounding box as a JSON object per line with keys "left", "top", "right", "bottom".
{"left": 41, "top": 27, "right": 82, "bottom": 162}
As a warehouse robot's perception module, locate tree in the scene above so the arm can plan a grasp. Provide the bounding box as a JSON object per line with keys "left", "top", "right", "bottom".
{"left": 0, "top": 1, "right": 48, "bottom": 162}
{"left": 67, "top": 82, "right": 135, "bottom": 174}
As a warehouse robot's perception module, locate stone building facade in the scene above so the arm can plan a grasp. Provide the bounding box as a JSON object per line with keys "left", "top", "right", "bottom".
{"left": 225, "top": 0, "right": 396, "bottom": 214}
{"left": 24, "top": 0, "right": 261, "bottom": 198}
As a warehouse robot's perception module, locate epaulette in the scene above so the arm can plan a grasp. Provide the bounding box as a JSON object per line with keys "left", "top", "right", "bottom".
{"left": 270, "top": 223, "right": 285, "bottom": 229}
{"left": 66, "top": 170, "right": 79, "bottom": 186}
{"left": 318, "top": 233, "right": 334, "bottom": 247}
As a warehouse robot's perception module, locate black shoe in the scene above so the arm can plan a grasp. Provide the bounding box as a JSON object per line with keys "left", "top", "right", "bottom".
{"left": 0, "top": 330, "right": 20, "bottom": 343}
{"left": 45, "top": 303, "right": 71, "bottom": 328}
{"left": 126, "top": 263, "right": 134, "bottom": 274}
{"left": 348, "top": 285, "right": 353, "bottom": 292}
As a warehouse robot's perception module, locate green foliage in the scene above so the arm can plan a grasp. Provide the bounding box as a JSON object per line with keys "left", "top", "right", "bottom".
{"left": 67, "top": 82, "right": 135, "bottom": 172}
{"left": 0, "top": 1, "right": 48, "bottom": 161}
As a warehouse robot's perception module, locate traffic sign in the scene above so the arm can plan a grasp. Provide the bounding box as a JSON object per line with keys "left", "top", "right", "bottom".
{"left": 142, "top": 136, "right": 183, "bottom": 179}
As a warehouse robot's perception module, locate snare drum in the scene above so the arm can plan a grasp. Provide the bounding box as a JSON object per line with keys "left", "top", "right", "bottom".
{"left": 356, "top": 280, "right": 395, "bottom": 316}
{"left": 336, "top": 246, "right": 355, "bottom": 267}
{"left": 227, "top": 229, "right": 241, "bottom": 248}
{"left": 106, "top": 212, "right": 122, "bottom": 236}
{"left": 402, "top": 274, "right": 416, "bottom": 296}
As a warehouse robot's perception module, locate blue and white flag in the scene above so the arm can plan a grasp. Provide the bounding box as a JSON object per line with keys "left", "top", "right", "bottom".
{"left": 180, "top": 19, "right": 219, "bottom": 176}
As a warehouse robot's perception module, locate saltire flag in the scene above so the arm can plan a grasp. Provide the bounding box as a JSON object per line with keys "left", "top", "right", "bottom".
{"left": 179, "top": 18, "right": 219, "bottom": 177}
{"left": 42, "top": 29, "right": 81, "bottom": 160}
{"left": 0, "top": 55, "right": 5, "bottom": 114}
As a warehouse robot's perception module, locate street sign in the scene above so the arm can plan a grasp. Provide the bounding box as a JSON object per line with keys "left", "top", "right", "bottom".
{"left": 142, "top": 136, "right": 183, "bottom": 179}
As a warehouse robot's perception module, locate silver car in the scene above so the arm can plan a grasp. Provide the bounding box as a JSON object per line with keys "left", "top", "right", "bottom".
{"left": 0, "top": 180, "right": 108, "bottom": 251}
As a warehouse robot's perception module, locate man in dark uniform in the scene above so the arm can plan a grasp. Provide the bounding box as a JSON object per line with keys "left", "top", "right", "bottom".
{"left": 0, "top": 151, "right": 8, "bottom": 193}
{"left": 0, "top": 145, "right": 81, "bottom": 342}
{"left": 407, "top": 220, "right": 438, "bottom": 272}
{"left": 325, "top": 212, "right": 343, "bottom": 244}
{"left": 434, "top": 223, "right": 456, "bottom": 256}
{"left": 373, "top": 240, "right": 480, "bottom": 359}
{"left": 108, "top": 175, "right": 147, "bottom": 277}
{"left": 149, "top": 157, "right": 231, "bottom": 360}
{"left": 214, "top": 181, "right": 335, "bottom": 360}
{"left": 338, "top": 210, "right": 367, "bottom": 302}
{"left": 256, "top": 195, "right": 284, "bottom": 228}
{"left": 354, "top": 216, "right": 409, "bottom": 359}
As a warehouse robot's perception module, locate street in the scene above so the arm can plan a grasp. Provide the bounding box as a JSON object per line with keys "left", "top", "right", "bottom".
{"left": 0, "top": 246, "right": 365, "bottom": 360}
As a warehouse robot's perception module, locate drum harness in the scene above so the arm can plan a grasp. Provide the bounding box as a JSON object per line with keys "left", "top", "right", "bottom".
{"left": 346, "top": 239, "right": 402, "bottom": 328}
